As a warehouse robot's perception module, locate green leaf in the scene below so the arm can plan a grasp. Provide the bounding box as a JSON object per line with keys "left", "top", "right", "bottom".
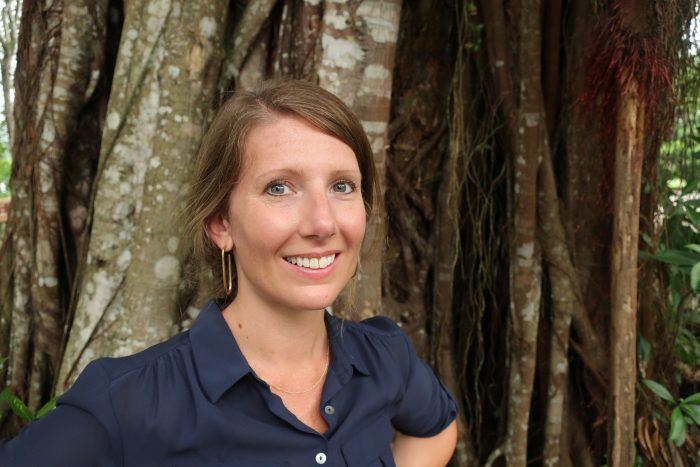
{"left": 686, "top": 244, "right": 700, "bottom": 254}
{"left": 680, "top": 403, "right": 700, "bottom": 426}
{"left": 35, "top": 398, "right": 56, "bottom": 419}
{"left": 687, "top": 312, "right": 700, "bottom": 325}
{"left": 5, "top": 393, "right": 35, "bottom": 422}
{"left": 683, "top": 199, "right": 700, "bottom": 209}
{"left": 684, "top": 392, "right": 700, "bottom": 404}
{"left": 691, "top": 262, "right": 700, "bottom": 292}
{"left": 643, "top": 379, "right": 675, "bottom": 403}
{"left": 685, "top": 205, "right": 700, "bottom": 230}
{"left": 667, "top": 177, "right": 687, "bottom": 190}
{"left": 669, "top": 406, "right": 687, "bottom": 446}
{"left": 0, "top": 387, "right": 9, "bottom": 421}
{"left": 638, "top": 336, "right": 651, "bottom": 362}
{"left": 649, "top": 249, "right": 700, "bottom": 267}
{"left": 685, "top": 206, "right": 700, "bottom": 229}
{"left": 671, "top": 284, "right": 681, "bottom": 311}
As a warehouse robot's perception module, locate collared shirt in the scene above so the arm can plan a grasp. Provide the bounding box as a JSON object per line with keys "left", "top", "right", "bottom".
{"left": 0, "top": 300, "right": 457, "bottom": 466}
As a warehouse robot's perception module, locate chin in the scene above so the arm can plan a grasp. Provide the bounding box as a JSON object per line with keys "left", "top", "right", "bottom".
{"left": 296, "top": 299, "right": 336, "bottom": 312}
{"left": 286, "top": 292, "right": 338, "bottom": 312}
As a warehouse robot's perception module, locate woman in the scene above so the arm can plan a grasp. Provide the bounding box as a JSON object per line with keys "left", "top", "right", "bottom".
{"left": 0, "top": 79, "right": 457, "bottom": 466}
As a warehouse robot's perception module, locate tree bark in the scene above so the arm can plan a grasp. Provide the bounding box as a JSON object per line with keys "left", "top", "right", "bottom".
{"left": 0, "top": 0, "right": 18, "bottom": 147}
{"left": 58, "top": 0, "right": 228, "bottom": 389}
{"left": 607, "top": 77, "right": 643, "bottom": 467}
{"left": 2, "top": 0, "right": 107, "bottom": 414}
{"left": 317, "top": 0, "right": 401, "bottom": 319}
{"left": 428, "top": 9, "right": 478, "bottom": 462}
{"left": 504, "top": 1, "right": 543, "bottom": 464}
{"left": 0, "top": 1, "right": 692, "bottom": 464}
{"left": 538, "top": 141, "right": 575, "bottom": 466}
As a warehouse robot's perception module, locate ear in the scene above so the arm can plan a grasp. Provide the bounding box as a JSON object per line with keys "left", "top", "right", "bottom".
{"left": 206, "top": 212, "right": 235, "bottom": 252}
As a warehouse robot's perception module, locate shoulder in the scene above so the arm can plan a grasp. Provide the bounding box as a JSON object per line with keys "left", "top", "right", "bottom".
{"left": 328, "top": 314, "right": 416, "bottom": 378}
{"left": 332, "top": 314, "right": 409, "bottom": 351}
{"left": 60, "top": 330, "right": 192, "bottom": 401}
{"left": 344, "top": 314, "right": 404, "bottom": 336}
{"left": 96, "top": 330, "right": 191, "bottom": 381}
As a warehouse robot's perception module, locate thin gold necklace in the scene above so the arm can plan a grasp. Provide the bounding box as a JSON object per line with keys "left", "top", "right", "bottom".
{"left": 266, "top": 344, "right": 330, "bottom": 395}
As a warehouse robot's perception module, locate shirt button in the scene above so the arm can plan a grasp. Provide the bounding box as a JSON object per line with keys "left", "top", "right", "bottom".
{"left": 324, "top": 405, "right": 335, "bottom": 415}
{"left": 315, "top": 452, "right": 327, "bottom": 464}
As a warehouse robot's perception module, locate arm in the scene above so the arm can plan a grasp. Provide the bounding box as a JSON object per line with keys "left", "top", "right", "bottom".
{"left": 0, "top": 404, "right": 114, "bottom": 466}
{"left": 392, "top": 420, "right": 457, "bottom": 467}
{"left": 0, "top": 360, "right": 119, "bottom": 466}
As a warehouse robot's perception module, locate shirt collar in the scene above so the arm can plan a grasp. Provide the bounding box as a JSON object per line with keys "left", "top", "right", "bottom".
{"left": 190, "top": 300, "right": 371, "bottom": 403}
{"left": 190, "top": 300, "right": 252, "bottom": 403}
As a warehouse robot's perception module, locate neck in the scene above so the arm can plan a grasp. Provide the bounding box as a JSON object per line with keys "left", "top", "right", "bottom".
{"left": 221, "top": 293, "right": 328, "bottom": 367}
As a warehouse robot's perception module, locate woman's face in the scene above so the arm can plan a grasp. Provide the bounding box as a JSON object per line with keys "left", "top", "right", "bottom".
{"left": 212, "top": 115, "right": 366, "bottom": 313}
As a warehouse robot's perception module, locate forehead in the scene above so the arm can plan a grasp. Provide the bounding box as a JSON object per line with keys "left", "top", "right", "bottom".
{"left": 240, "top": 115, "right": 361, "bottom": 174}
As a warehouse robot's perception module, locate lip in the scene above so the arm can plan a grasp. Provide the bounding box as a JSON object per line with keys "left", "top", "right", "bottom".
{"left": 283, "top": 250, "right": 339, "bottom": 259}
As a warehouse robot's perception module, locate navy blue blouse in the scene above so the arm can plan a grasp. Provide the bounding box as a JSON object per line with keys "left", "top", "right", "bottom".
{"left": 0, "top": 300, "right": 456, "bottom": 466}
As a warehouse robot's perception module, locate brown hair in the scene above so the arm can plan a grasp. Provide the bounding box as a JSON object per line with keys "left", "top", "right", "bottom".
{"left": 183, "top": 79, "right": 379, "bottom": 300}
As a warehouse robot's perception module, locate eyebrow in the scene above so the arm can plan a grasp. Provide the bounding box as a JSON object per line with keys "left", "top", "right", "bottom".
{"left": 254, "top": 168, "right": 362, "bottom": 182}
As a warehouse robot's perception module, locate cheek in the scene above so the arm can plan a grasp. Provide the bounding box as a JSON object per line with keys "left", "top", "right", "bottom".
{"left": 231, "top": 204, "right": 296, "bottom": 254}
{"left": 347, "top": 210, "right": 367, "bottom": 246}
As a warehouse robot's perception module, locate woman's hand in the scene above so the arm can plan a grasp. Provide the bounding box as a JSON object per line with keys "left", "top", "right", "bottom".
{"left": 392, "top": 420, "right": 457, "bottom": 467}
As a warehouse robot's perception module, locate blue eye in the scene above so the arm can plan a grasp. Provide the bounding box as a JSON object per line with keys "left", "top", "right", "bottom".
{"left": 266, "top": 183, "right": 291, "bottom": 196}
{"left": 332, "top": 181, "right": 355, "bottom": 193}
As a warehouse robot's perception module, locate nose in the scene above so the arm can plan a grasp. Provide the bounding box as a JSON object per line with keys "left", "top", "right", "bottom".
{"left": 299, "top": 189, "right": 337, "bottom": 239}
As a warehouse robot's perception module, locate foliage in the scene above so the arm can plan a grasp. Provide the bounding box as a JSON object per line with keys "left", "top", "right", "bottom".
{"left": 650, "top": 42, "right": 700, "bottom": 368}
{"left": 638, "top": 34, "right": 700, "bottom": 461}
{"left": 0, "top": 152, "right": 9, "bottom": 197}
{"left": 643, "top": 379, "right": 700, "bottom": 446}
{"left": 642, "top": 185, "right": 700, "bottom": 368}
{"left": 0, "top": 120, "right": 9, "bottom": 197}
{"left": 660, "top": 51, "right": 700, "bottom": 188}
{"left": 0, "top": 356, "right": 55, "bottom": 423}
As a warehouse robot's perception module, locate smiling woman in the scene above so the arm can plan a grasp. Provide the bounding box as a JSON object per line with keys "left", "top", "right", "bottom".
{"left": 0, "top": 79, "right": 457, "bottom": 467}
{"left": 207, "top": 115, "right": 366, "bottom": 316}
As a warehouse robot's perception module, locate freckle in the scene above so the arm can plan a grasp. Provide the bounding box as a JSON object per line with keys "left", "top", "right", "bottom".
{"left": 238, "top": 323, "right": 242, "bottom": 329}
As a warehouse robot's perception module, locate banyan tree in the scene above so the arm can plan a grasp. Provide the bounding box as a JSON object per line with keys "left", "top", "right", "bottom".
{"left": 0, "top": 0, "right": 698, "bottom": 465}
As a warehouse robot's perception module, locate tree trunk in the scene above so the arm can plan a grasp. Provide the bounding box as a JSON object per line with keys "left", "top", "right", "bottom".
{"left": 608, "top": 77, "right": 644, "bottom": 467}
{"left": 504, "top": 1, "right": 543, "bottom": 464}
{"left": 2, "top": 0, "right": 109, "bottom": 414}
{"left": 0, "top": 0, "right": 693, "bottom": 464}
{"left": 539, "top": 143, "right": 576, "bottom": 466}
{"left": 317, "top": 0, "right": 401, "bottom": 319}
{"left": 58, "top": 0, "right": 228, "bottom": 389}
{"left": 0, "top": 0, "right": 18, "bottom": 147}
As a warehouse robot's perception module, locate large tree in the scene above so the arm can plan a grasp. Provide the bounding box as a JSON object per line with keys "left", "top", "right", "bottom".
{"left": 1, "top": 0, "right": 697, "bottom": 465}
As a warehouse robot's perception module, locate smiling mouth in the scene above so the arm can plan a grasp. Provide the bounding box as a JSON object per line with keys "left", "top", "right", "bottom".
{"left": 284, "top": 254, "right": 337, "bottom": 270}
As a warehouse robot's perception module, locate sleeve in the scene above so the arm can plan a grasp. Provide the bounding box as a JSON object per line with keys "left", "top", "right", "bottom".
{"left": 0, "top": 360, "right": 120, "bottom": 467}
{"left": 390, "top": 328, "right": 458, "bottom": 438}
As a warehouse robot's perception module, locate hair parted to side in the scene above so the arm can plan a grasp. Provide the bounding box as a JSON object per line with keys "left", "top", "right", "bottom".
{"left": 183, "top": 79, "right": 379, "bottom": 301}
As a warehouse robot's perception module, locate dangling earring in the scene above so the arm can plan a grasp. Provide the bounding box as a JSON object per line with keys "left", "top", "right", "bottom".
{"left": 221, "top": 249, "right": 233, "bottom": 296}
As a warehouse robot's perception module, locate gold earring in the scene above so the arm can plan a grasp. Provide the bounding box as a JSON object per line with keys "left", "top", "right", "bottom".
{"left": 221, "top": 249, "right": 233, "bottom": 295}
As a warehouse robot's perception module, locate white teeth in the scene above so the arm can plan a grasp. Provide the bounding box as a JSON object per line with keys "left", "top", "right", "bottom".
{"left": 285, "top": 254, "right": 336, "bottom": 270}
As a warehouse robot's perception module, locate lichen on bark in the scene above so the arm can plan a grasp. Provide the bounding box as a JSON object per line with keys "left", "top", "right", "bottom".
{"left": 317, "top": 0, "right": 401, "bottom": 319}
{"left": 58, "top": 0, "right": 227, "bottom": 388}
